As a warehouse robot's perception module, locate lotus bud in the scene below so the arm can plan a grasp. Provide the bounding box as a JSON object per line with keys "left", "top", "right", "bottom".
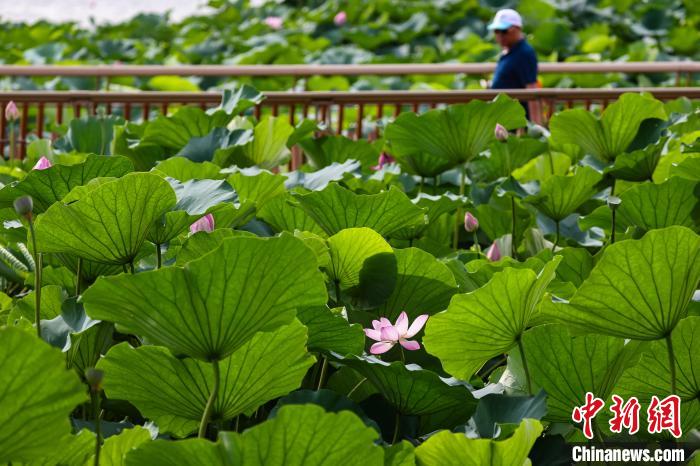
{"left": 486, "top": 241, "right": 501, "bottom": 262}
{"left": 464, "top": 212, "right": 479, "bottom": 233}
{"left": 607, "top": 196, "right": 621, "bottom": 211}
{"left": 494, "top": 123, "right": 508, "bottom": 141}
{"left": 190, "top": 213, "right": 215, "bottom": 234}
{"left": 32, "top": 156, "right": 53, "bottom": 171}
{"left": 85, "top": 368, "right": 104, "bottom": 392}
{"left": 13, "top": 196, "right": 33, "bottom": 219}
{"left": 334, "top": 11, "right": 347, "bottom": 26}
{"left": 5, "top": 101, "right": 19, "bottom": 122}
{"left": 264, "top": 16, "right": 283, "bottom": 29}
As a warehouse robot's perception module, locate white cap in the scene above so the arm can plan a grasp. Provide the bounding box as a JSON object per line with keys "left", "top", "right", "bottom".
{"left": 487, "top": 9, "right": 523, "bottom": 30}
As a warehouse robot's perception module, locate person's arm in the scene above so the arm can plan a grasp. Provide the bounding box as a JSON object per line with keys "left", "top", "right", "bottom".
{"left": 526, "top": 82, "right": 543, "bottom": 125}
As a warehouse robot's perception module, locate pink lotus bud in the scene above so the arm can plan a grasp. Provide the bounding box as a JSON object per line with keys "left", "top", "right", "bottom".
{"left": 486, "top": 241, "right": 501, "bottom": 262}
{"left": 494, "top": 123, "right": 508, "bottom": 141}
{"left": 264, "top": 16, "right": 283, "bottom": 30}
{"left": 190, "top": 213, "right": 215, "bottom": 234}
{"left": 464, "top": 212, "right": 479, "bottom": 233}
{"left": 334, "top": 11, "right": 347, "bottom": 26}
{"left": 32, "top": 156, "right": 53, "bottom": 171}
{"left": 370, "top": 153, "right": 396, "bottom": 171}
{"left": 5, "top": 101, "right": 19, "bottom": 122}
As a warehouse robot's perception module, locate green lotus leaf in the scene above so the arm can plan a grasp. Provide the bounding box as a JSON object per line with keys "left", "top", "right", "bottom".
{"left": 175, "top": 229, "right": 240, "bottom": 266}
{"left": 543, "top": 227, "right": 700, "bottom": 339}
{"left": 385, "top": 441, "right": 415, "bottom": 466}
{"left": 216, "top": 85, "right": 265, "bottom": 116}
{"left": 617, "top": 176, "right": 700, "bottom": 231}
{"left": 385, "top": 94, "right": 527, "bottom": 168}
{"left": 152, "top": 157, "right": 223, "bottom": 181}
{"left": 0, "top": 327, "right": 87, "bottom": 463}
{"left": 294, "top": 184, "right": 426, "bottom": 237}
{"left": 222, "top": 116, "right": 294, "bottom": 169}
{"left": 297, "top": 306, "right": 365, "bottom": 355}
{"left": 142, "top": 106, "right": 230, "bottom": 151}
{"left": 147, "top": 210, "right": 199, "bottom": 245}
{"left": 227, "top": 169, "right": 286, "bottom": 208}
{"left": 614, "top": 316, "right": 700, "bottom": 433}
{"left": 550, "top": 93, "right": 667, "bottom": 162}
{"left": 453, "top": 256, "right": 546, "bottom": 293}
{"left": 0, "top": 154, "right": 133, "bottom": 212}
{"left": 338, "top": 355, "right": 477, "bottom": 416}
{"left": 469, "top": 138, "right": 548, "bottom": 184}
{"left": 125, "top": 438, "right": 222, "bottom": 466}
{"left": 97, "top": 321, "right": 314, "bottom": 437}
{"left": 34, "top": 172, "right": 176, "bottom": 265}
{"left": 83, "top": 235, "right": 327, "bottom": 360}
{"left": 424, "top": 257, "right": 561, "bottom": 380}
{"left": 64, "top": 115, "right": 121, "bottom": 155}
{"left": 375, "top": 247, "right": 458, "bottom": 322}
{"left": 552, "top": 247, "right": 594, "bottom": 288}
{"left": 28, "top": 429, "right": 94, "bottom": 466}
{"left": 326, "top": 227, "right": 397, "bottom": 308}
{"left": 298, "top": 135, "right": 380, "bottom": 169}
{"left": 285, "top": 160, "right": 360, "bottom": 191}
{"left": 523, "top": 165, "right": 604, "bottom": 222}
{"left": 604, "top": 137, "right": 665, "bottom": 182}
{"left": 257, "top": 193, "right": 327, "bottom": 237}
{"left": 518, "top": 324, "right": 641, "bottom": 422}
{"left": 66, "top": 322, "right": 114, "bottom": 376}
{"left": 415, "top": 418, "right": 542, "bottom": 466}
{"left": 169, "top": 178, "right": 237, "bottom": 214}
{"left": 179, "top": 127, "right": 254, "bottom": 163}
{"left": 219, "top": 404, "right": 384, "bottom": 466}
{"left": 88, "top": 426, "right": 152, "bottom": 466}
{"left": 671, "top": 155, "right": 700, "bottom": 181}
{"left": 472, "top": 390, "right": 547, "bottom": 438}
{"left": 391, "top": 193, "right": 467, "bottom": 241}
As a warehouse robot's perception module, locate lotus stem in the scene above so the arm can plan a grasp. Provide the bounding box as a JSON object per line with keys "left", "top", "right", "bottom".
{"left": 452, "top": 165, "right": 466, "bottom": 250}
{"left": 76, "top": 258, "right": 82, "bottom": 296}
{"left": 610, "top": 208, "right": 617, "bottom": 245}
{"left": 666, "top": 334, "right": 676, "bottom": 395}
{"left": 552, "top": 221, "right": 560, "bottom": 252}
{"left": 547, "top": 150, "right": 554, "bottom": 175}
{"left": 472, "top": 231, "right": 481, "bottom": 253}
{"left": 517, "top": 337, "right": 533, "bottom": 396}
{"left": 511, "top": 196, "right": 518, "bottom": 260}
{"left": 9, "top": 121, "right": 15, "bottom": 164}
{"left": 92, "top": 390, "right": 102, "bottom": 466}
{"left": 128, "top": 261, "right": 135, "bottom": 274}
{"left": 399, "top": 346, "right": 405, "bottom": 364}
{"left": 392, "top": 411, "right": 401, "bottom": 444}
{"left": 198, "top": 359, "right": 220, "bottom": 439}
{"left": 27, "top": 219, "right": 42, "bottom": 338}
{"left": 316, "top": 357, "right": 328, "bottom": 390}
{"left": 155, "top": 243, "right": 162, "bottom": 269}
{"left": 419, "top": 176, "right": 424, "bottom": 194}
{"left": 346, "top": 377, "right": 367, "bottom": 399}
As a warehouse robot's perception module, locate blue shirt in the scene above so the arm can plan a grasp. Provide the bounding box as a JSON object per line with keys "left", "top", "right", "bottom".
{"left": 491, "top": 39, "right": 538, "bottom": 89}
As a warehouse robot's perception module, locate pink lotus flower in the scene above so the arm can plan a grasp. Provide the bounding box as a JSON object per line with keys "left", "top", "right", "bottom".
{"left": 364, "top": 311, "right": 429, "bottom": 354}
{"left": 5, "top": 101, "right": 19, "bottom": 121}
{"left": 32, "top": 156, "right": 52, "bottom": 170}
{"left": 334, "top": 11, "right": 347, "bottom": 26}
{"left": 494, "top": 123, "right": 508, "bottom": 141}
{"left": 486, "top": 241, "right": 501, "bottom": 261}
{"left": 464, "top": 212, "right": 479, "bottom": 232}
{"left": 370, "top": 153, "right": 395, "bottom": 171}
{"left": 264, "top": 16, "right": 283, "bottom": 30}
{"left": 190, "top": 213, "right": 215, "bottom": 234}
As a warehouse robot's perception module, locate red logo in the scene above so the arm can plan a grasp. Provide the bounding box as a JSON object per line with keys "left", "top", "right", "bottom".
{"left": 572, "top": 392, "right": 605, "bottom": 440}
{"left": 647, "top": 395, "right": 682, "bottom": 438}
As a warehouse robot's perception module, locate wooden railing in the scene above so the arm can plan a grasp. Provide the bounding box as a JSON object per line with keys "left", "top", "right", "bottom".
{"left": 1, "top": 87, "right": 699, "bottom": 157}
{"left": 0, "top": 62, "right": 697, "bottom": 78}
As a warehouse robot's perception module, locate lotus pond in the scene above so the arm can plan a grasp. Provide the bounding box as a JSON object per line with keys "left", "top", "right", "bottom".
{"left": 0, "top": 90, "right": 698, "bottom": 464}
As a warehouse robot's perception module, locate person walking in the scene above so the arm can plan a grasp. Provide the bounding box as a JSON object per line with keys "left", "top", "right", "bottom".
{"left": 487, "top": 9, "right": 542, "bottom": 124}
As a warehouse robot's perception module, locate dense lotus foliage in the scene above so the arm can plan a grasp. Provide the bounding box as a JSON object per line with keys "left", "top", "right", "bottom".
{"left": 0, "top": 0, "right": 699, "bottom": 92}
{"left": 0, "top": 88, "right": 698, "bottom": 465}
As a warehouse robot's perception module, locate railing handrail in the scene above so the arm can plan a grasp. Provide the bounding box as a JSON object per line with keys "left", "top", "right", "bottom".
{"left": 0, "top": 88, "right": 698, "bottom": 104}
{"left": 0, "top": 62, "right": 698, "bottom": 77}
